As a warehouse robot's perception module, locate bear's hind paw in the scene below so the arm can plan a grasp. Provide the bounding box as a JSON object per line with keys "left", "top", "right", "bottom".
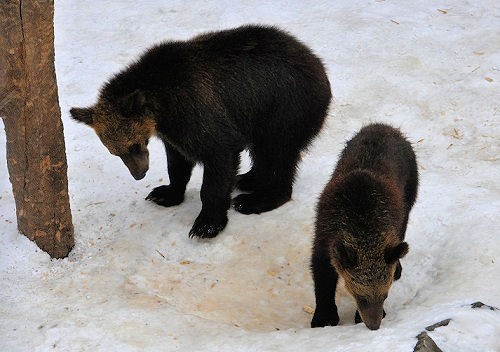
{"left": 233, "top": 192, "right": 291, "bottom": 214}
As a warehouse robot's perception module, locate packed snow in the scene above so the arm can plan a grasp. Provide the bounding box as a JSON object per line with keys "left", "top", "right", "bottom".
{"left": 1, "top": 1, "right": 499, "bottom": 351}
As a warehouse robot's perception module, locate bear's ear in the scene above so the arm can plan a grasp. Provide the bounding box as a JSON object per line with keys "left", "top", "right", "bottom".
{"left": 119, "top": 89, "right": 146, "bottom": 118}
{"left": 336, "top": 243, "right": 358, "bottom": 269}
{"left": 384, "top": 242, "right": 409, "bottom": 264}
{"left": 70, "top": 107, "right": 94, "bottom": 125}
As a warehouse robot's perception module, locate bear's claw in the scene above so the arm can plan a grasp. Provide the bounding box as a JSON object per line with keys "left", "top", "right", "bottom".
{"left": 189, "top": 212, "right": 228, "bottom": 239}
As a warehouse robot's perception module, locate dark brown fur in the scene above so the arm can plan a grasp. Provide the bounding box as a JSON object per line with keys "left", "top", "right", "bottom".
{"left": 70, "top": 25, "right": 331, "bottom": 239}
{"left": 311, "top": 123, "right": 418, "bottom": 330}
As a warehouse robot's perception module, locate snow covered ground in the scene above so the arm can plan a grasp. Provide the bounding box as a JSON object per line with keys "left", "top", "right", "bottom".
{"left": 1, "top": 1, "right": 499, "bottom": 351}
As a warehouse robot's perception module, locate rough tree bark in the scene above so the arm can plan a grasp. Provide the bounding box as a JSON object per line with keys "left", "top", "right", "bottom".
{"left": 0, "top": 0, "right": 74, "bottom": 258}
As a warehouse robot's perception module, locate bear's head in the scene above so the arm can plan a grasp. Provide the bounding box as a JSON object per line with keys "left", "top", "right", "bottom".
{"left": 331, "top": 239, "right": 408, "bottom": 330}
{"left": 323, "top": 170, "right": 409, "bottom": 330}
{"left": 70, "top": 90, "right": 156, "bottom": 180}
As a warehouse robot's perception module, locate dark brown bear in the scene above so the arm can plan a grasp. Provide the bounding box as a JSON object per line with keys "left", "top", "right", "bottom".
{"left": 311, "top": 123, "right": 418, "bottom": 330}
{"left": 70, "top": 25, "right": 331, "bottom": 239}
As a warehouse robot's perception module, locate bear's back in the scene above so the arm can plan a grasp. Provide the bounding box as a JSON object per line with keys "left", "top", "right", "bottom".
{"left": 104, "top": 25, "right": 328, "bottom": 98}
{"left": 335, "top": 124, "right": 417, "bottom": 195}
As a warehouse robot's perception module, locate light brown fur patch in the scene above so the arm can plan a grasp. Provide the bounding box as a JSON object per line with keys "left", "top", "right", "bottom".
{"left": 92, "top": 114, "right": 156, "bottom": 156}
{"left": 331, "top": 228, "right": 400, "bottom": 303}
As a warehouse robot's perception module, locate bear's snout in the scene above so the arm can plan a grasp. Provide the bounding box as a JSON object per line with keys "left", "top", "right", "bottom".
{"left": 358, "top": 301, "right": 384, "bottom": 331}
{"left": 119, "top": 152, "right": 149, "bottom": 181}
{"left": 131, "top": 170, "right": 147, "bottom": 180}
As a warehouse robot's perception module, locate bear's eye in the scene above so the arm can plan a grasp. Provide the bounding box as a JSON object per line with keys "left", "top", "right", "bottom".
{"left": 129, "top": 143, "right": 141, "bottom": 154}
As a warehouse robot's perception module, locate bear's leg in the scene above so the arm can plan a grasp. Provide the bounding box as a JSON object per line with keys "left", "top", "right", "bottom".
{"left": 146, "top": 143, "right": 194, "bottom": 207}
{"left": 394, "top": 260, "right": 402, "bottom": 280}
{"left": 233, "top": 148, "right": 297, "bottom": 214}
{"left": 189, "top": 153, "right": 238, "bottom": 238}
{"left": 311, "top": 250, "right": 340, "bottom": 328}
{"left": 236, "top": 168, "right": 256, "bottom": 192}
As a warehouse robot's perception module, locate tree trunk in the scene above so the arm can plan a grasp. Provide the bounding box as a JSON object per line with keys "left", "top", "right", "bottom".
{"left": 0, "top": 0, "right": 74, "bottom": 258}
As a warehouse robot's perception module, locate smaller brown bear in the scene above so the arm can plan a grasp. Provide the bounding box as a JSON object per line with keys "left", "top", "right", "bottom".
{"left": 311, "top": 123, "right": 418, "bottom": 330}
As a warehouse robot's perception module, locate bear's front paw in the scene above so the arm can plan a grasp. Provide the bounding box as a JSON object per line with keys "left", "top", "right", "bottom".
{"left": 146, "top": 185, "right": 184, "bottom": 207}
{"left": 311, "top": 306, "right": 339, "bottom": 328}
{"left": 189, "top": 211, "right": 228, "bottom": 239}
